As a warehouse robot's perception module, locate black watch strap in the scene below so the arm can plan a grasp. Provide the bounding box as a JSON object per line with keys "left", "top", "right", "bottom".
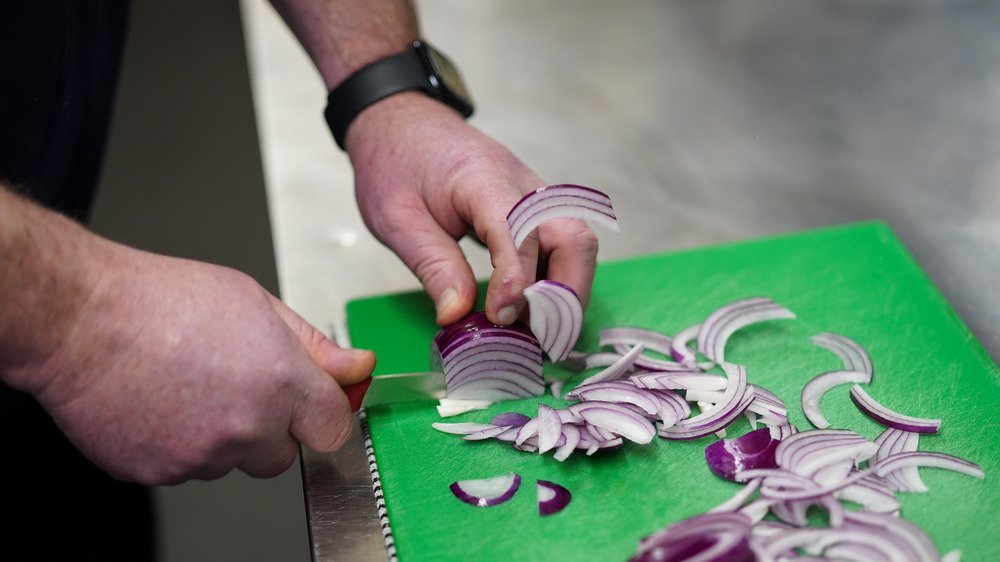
{"left": 324, "top": 47, "right": 431, "bottom": 150}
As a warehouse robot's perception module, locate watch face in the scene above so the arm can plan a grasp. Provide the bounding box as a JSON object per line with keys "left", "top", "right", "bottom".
{"left": 421, "top": 43, "right": 474, "bottom": 116}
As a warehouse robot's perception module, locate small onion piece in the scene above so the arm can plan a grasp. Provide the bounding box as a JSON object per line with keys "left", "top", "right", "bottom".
{"left": 537, "top": 480, "right": 572, "bottom": 516}
{"left": 506, "top": 184, "right": 620, "bottom": 250}
{"left": 705, "top": 428, "right": 781, "bottom": 481}
{"left": 524, "top": 280, "right": 582, "bottom": 362}
{"left": 449, "top": 473, "right": 521, "bottom": 507}
{"left": 812, "top": 332, "right": 874, "bottom": 376}
{"left": 574, "top": 343, "right": 646, "bottom": 387}
{"left": 800, "top": 370, "right": 871, "bottom": 429}
{"left": 850, "top": 384, "right": 942, "bottom": 434}
{"left": 873, "top": 451, "right": 985, "bottom": 480}
{"left": 696, "top": 297, "right": 796, "bottom": 364}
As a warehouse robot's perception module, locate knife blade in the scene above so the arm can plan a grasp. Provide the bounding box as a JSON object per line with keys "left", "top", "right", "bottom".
{"left": 344, "top": 371, "right": 447, "bottom": 411}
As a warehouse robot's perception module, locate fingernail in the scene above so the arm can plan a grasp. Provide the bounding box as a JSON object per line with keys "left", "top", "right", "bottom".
{"left": 436, "top": 288, "right": 459, "bottom": 316}
{"left": 497, "top": 305, "right": 518, "bottom": 325}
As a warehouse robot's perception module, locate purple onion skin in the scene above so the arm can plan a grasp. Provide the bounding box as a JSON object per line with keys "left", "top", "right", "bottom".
{"left": 705, "top": 428, "right": 780, "bottom": 481}
{"left": 537, "top": 480, "right": 572, "bottom": 516}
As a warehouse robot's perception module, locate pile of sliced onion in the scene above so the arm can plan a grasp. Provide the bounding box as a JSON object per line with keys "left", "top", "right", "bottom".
{"left": 428, "top": 187, "right": 983, "bottom": 557}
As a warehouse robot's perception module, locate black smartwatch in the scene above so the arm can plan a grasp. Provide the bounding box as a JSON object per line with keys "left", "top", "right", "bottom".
{"left": 324, "top": 40, "right": 475, "bottom": 150}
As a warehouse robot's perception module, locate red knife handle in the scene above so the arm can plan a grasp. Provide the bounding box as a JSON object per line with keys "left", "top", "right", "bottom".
{"left": 343, "top": 377, "right": 372, "bottom": 412}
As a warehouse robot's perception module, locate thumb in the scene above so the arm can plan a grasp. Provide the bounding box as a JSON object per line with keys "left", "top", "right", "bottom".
{"left": 379, "top": 213, "right": 479, "bottom": 326}
{"left": 267, "top": 294, "right": 375, "bottom": 385}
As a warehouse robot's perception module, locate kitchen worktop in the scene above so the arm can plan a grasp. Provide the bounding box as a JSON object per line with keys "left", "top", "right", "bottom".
{"left": 240, "top": 1, "right": 1000, "bottom": 560}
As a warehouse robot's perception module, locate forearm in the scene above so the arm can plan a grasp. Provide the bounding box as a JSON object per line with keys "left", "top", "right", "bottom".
{"left": 269, "top": 0, "right": 419, "bottom": 90}
{"left": 0, "top": 185, "right": 111, "bottom": 392}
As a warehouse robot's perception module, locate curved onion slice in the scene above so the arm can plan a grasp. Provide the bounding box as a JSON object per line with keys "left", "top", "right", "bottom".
{"left": 874, "top": 428, "right": 927, "bottom": 492}
{"left": 801, "top": 370, "right": 871, "bottom": 429}
{"left": 705, "top": 428, "right": 781, "bottom": 481}
{"left": 696, "top": 297, "right": 796, "bottom": 364}
{"left": 449, "top": 473, "right": 521, "bottom": 507}
{"left": 850, "top": 385, "right": 942, "bottom": 434}
{"left": 873, "top": 451, "right": 985, "bottom": 480}
{"left": 812, "top": 332, "right": 874, "bottom": 376}
{"left": 537, "top": 480, "right": 572, "bottom": 516}
{"left": 524, "top": 280, "right": 582, "bottom": 362}
{"left": 630, "top": 512, "right": 754, "bottom": 562}
{"left": 506, "top": 184, "right": 619, "bottom": 250}
{"left": 574, "top": 343, "right": 645, "bottom": 387}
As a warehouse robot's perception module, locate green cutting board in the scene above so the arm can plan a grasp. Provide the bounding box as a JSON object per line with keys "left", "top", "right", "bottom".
{"left": 346, "top": 222, "right": 999, "bottom": 561}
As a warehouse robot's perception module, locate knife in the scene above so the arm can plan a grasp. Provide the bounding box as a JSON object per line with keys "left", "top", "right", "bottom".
{"left": 343, "top": 371, "right": 446, "bottom": 412}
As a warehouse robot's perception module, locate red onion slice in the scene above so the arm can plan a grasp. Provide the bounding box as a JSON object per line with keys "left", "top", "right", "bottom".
{"left": 801, "top": 370, "right": 871, "bottom": 429}
{"left": 506, "top": 184, "right": 619, "bottom": 249}
{"left": 696, "top": 297, "right": 796, "bottom": 364}
{"left": 849, "top": 385, "right": 942, "bottom": 434}
{"left": 524, "top": 280, "right": 582, "bottom": 362}
{"left": 450, "top": 473, "right": 522, "bottom": 507}
{"left": 536, "top": 404, "right": 564, "bottom": 454}
{"left": 874, "top": 428, "right": 927, "bottom": 493}
{"left": 537, "top": 480, "right": 572, "bottom": 516}
{"left": 568, "top": 401, "right": 656, "bottom": 444}
{"left": 553, "top": 424, "right": 582, "bottom": 462}
{"left": 432, "top": 422, "right": 499, "bottom": 435}
{"left": 660, "top": 363, "right": 752, "bottom": 441}
{"left": 873, "top": 451, "right": 985, "bottom": 480}
{"left": 630, "top": 512, "right": 754, "bottom": 562}
{"left": 574, "top": 343, "right": 645, "bottom": 387}
{"left": 463, "top": 425, "right": 515, "bottom": 441}
{"left": 812, "top": 332, "right": 874, "bottom": 376}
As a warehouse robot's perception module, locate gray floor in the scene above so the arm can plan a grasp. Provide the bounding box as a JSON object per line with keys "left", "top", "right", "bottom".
{"left": 90, "top": 1, "right": 310, "bottom": 561}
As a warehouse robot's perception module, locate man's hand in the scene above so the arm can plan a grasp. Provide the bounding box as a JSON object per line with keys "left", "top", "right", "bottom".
{"left": 346, "top": 92, "right": 600, "bottom": 326}
{"left": 1, "top": 188, "right": 374, "bottom": 485}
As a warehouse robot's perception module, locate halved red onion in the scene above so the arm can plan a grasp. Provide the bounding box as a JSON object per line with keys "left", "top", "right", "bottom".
{"left": 705, "top": 427, "right": 781, "bottom": 481}
{"left": 433, "top": 311, "right": 544, "bottom": 401}
{"left": 537, "top": 480, "right": 572, "bottom": 516}
{"left": 524, "top": 280, "right": 582, "bottom": 362}
{"left": 449, "top": 473, "right": 521, "bottom": 507}
{"left": 850, "top": 384, "right": 942, "bottom": 434}
{"left": 696, "top": 297, "right": 796, "bottom": 364}
{"left": 812, "top": 332, "right": 873, "bottom": 376}
{"left": 506, "top": 184, "right": 619, "bottom": 250}
{"left": 801, "top": 370, "right": 871, "bottom": 429}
